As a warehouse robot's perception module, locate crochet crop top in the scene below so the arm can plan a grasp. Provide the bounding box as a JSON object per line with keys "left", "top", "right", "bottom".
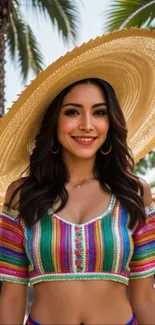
{"left": 0, "top": 195, "right": 155, "bottom": 286}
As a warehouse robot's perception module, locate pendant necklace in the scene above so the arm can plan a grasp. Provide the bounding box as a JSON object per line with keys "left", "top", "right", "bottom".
{"left": 69, "top": 177, "right": 95, "bottom": 188}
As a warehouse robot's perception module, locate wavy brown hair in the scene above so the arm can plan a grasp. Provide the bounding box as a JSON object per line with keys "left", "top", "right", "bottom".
{"left": 8, "top": 78, "right": 145, "bottom": 228}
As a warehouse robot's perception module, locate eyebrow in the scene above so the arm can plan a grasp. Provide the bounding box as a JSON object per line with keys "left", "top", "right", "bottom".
{"left": 61, "top": 102, "right": 107, "bottom": 108}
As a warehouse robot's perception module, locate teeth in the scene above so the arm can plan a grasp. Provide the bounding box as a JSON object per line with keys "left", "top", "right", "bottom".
{"left": 74, "top": 137, "right": 94, "bottom": 142}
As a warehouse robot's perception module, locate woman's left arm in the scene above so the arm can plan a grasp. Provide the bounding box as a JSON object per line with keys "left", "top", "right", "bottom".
{"left": 129, "top": 276, "right": 155, "bottom": 324}
{"left": 129, "top": 179, "right": 155, "bottom": 324}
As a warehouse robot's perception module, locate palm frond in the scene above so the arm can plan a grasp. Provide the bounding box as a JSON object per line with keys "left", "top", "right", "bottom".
{"left": 12, "top": 0, "right": 20, "bottom": 6}
{"left": 25, "top": 0, "right": 47, "bottom": 14}
{"left": 7, "top": 15, "right": 18, "bottom": 59}
{"left": 7, "top": 6, "right": 44, "bottom": 81}
{"left": 7, "top": 1, "right": 22, "bottom": 59}
{"left": 25, "top": 24, "right": 44, "bottom": 75}
{"left": 103, "top": 0, "right": 155, "bottom": 32}
{"left": 16, "top": 18, "right": 44, "bottom": 80}
{"left": 7, "top": 0, "right": 23, "bottom": 59}
{"left": 24, "top": 0, "right": 80, "bottom": 43}
{"left": 12, "top": 13, "right": 30, "bottom": 80}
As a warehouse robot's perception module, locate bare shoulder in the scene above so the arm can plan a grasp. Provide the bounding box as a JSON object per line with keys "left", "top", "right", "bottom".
{"left": 5, "top": 178, "right": 27, "bottom": 210}
{"left": 139, "top": 178, "right": 152, "bottom": 207}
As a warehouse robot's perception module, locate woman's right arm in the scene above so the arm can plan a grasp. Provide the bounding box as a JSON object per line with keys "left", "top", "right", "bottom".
{"left": 0, "top": 282, "right": 28, "bottom": 324}
{"left": 0, "top": 180, "right": 29, "bottom": 324}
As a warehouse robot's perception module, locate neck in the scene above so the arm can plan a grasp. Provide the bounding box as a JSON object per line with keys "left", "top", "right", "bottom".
{"left": 62, "top": 153, "right": 96, "bottom": 183}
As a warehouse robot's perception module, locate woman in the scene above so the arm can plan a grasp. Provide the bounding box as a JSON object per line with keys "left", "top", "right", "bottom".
{"left": 0, "top": 29, "right": 155, "bottom": 325}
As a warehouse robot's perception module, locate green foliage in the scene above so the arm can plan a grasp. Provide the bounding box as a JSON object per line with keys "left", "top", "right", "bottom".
{"left": 135, "top": 151, "right": 155, "bottom": 175}
{"left": 25, "top": 0, "right": 80, "bottom": 43}
{"left": 5, "top": 0, "right": 80, "bottom": 82}
{"left": 103, "top": 0, "right": 155, "bottom": 31}
{"left": 7, "top": 5, "right": 44, "bottom": 81}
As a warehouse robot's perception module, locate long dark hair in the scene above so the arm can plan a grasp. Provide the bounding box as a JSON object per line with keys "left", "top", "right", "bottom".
{"left": 8, "top": 78, "right": 145, "bottom": 229}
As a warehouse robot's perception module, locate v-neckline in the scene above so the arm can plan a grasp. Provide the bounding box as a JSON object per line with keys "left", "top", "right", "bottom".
{"left": 48, "top": 194, "right": 116, "bottom": 227}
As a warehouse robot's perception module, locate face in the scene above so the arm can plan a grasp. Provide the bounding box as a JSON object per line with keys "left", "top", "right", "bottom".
{"left": 57, "top": 83, "right": 110, "bottom": 160}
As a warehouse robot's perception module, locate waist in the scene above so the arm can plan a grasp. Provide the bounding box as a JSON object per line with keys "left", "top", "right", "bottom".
{"left": 30, "top": 280, "right": 132, "bottom": 324}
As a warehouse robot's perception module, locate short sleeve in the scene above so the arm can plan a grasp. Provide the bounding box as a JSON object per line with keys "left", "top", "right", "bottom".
{"left": 130, "top": 202, "right": 155, "bottom": 279}
{"left": 0, "top": 205, "right": 29, "bottom": 284}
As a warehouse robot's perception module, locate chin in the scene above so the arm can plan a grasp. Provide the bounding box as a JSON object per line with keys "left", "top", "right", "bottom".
{"left": 62, "top": 147, "right": 98, "bottom": 160}
{"left": 71, "top": 151, "right": 97, "bottom": 160}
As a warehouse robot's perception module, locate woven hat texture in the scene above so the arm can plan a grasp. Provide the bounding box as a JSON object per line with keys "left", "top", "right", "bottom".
{"left": 0, "top": 28, "right": 155, "bottom": 207}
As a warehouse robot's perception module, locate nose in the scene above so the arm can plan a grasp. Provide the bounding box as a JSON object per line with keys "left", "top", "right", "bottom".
{"left": 78, "top": 114, "right": 94, "bottom": 132}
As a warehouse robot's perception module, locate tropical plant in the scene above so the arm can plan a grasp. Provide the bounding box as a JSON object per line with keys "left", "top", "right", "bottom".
{"left": 0, "top": 0, "right": 80, "bottom": 116}
{"left": 103, "top": 0, "right": 155, "bottom": 31}
{"left": 135, "top": 151, "right": 155, "bottom": 175}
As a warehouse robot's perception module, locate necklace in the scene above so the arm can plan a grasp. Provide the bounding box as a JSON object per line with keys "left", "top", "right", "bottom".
{"left": 69, "top": 177, "right": 95, "bottom": 188}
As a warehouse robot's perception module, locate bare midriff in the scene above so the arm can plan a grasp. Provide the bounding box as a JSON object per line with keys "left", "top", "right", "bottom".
{"left": 30, "top": 280, "right": 133, "bottom": 324}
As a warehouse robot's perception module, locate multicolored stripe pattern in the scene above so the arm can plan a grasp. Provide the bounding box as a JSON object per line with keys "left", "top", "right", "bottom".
{"left": 0, "top": 212, "right": 29, "bottom": 283}
{"left": 130, "top": 203, "right": 155, "bottom": 278}
{"left": 0, "top": 196, "right": 155, "bottom": 285}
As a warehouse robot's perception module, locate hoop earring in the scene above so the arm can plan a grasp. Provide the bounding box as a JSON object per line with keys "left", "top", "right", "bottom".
{"left": 50, "top": 138, "right": 60, "bottom": 154}
{"left": 100, "top": 135, "right": 112, "bottom": 155}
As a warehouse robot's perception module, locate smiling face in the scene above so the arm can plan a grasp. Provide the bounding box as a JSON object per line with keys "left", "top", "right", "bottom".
{"left": 57, "top": 82, "right": 110, "bottom": 161}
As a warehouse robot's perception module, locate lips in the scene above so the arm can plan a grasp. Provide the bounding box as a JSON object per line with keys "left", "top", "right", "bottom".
{"left": 71, "top": 136, "right": 97, "bottom": 146}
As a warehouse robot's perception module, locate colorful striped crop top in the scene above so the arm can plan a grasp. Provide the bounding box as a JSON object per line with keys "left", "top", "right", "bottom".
{"left": 0, "top": 195, "right": 155, "bottom": 286}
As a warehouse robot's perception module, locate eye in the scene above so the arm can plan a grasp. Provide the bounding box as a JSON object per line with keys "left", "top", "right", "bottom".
{"left": 64, "top": 109, "right": 79, "bottom": 116}
{"left": 94, "top": 110, "right": 107, "bottom": 116}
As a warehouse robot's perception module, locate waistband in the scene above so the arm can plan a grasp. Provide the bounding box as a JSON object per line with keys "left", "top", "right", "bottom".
{"left": 126, "top": 313, "right": 138, "bottom": 325}
{"left": 26, "top": 313, "right": 138, "bottom": 325}
{"left": 26, "top": 315, "right": 40, "bottom": 325}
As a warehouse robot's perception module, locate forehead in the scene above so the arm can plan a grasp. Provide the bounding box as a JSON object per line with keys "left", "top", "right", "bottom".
{"left": 62, "top": 83, "right": 106, "bottom": 104}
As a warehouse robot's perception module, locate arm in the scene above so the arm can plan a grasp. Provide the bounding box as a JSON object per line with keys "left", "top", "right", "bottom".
{"left": 0, "top": 282, "right": 28, "bottom": 324}
{"left": 129, "top": 180, "right": 155, "bottom": 324}
{"left": 0, "top": 180, "right": 29, "bottom": 324}
{"left": 3, "top": 178, "right": 24, "bottom": 210}
{"left": 129, "top": 276, "right": 155, "bottom": 324}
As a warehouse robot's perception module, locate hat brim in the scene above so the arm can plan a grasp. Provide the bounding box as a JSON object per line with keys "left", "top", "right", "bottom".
{"left": 0, "top": 28, "right": 155, "bottom": 205}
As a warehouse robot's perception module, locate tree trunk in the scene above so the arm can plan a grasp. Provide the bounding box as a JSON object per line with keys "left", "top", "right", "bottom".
{"left": 0, "top": 0, "right": 9, "bottom": 117}
{"left": 0, "top": 17, "right": 7, "bottom": 117}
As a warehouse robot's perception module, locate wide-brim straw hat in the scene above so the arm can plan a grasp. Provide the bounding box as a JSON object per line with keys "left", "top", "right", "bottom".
{"left": 0, "top": 28, "right": 155, "bottom": 207}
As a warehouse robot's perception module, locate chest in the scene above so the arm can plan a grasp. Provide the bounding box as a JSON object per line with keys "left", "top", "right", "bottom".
{"left": 52, "top": 185, "right": 112, "bottom": 225}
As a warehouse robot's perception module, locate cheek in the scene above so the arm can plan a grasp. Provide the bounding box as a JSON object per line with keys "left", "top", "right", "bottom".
{"left": 57, "top": 116, "right": 77, "bottom": 138}
{"left": 96, "top": 119, "right": 110, "bottom": 134}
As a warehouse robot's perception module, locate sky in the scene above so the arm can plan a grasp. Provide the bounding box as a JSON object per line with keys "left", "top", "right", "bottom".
{"left": 5, "top": 0, "right": 110, "bottom": 111}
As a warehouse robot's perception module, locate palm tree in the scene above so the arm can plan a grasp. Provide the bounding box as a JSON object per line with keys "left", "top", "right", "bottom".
{"left": 103, "top": 0, "right": 155, "bottom": 179}
{"left": 103, "top": 0, "right": 155, "bottom": 31}
{"left": 0, "top": 0, "right": 80, "bottom": 116}
{"left": 135, "top": 150, "right": 155, "bottom": 175}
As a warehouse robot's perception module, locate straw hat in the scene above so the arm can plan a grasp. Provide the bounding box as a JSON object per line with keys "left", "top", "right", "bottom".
{"left": 0, "top": 28, "right": 155, "bottom": 207}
